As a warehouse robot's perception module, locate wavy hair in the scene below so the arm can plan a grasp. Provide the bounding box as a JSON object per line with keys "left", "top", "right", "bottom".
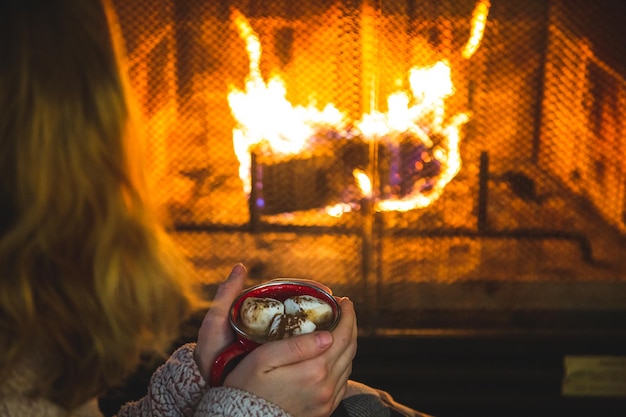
{"left": 0, "top": 0, "right": 204, "bottom": 410}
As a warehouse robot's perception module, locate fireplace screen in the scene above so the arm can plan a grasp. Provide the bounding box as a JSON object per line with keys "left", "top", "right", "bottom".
{"left": 111, "top": 0, "right": 626, "bottom": 332}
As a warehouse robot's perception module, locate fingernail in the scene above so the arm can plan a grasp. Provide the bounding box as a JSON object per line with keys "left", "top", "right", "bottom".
{"left": 231, "top": 263, "right": 246, "bottom": 275}
{"left": 316, "top": 331, "right": 332, "bottom": 349}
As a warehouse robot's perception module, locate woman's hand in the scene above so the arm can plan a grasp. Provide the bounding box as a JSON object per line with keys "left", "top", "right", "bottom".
{"left": 194, "top": 263, "right": 247, "bottom": 381}
{"left": 194, "top": 264, "right": 358, "bottom": 417}
{"left": 224, "top": 297, "right": 358, "bottom": 417}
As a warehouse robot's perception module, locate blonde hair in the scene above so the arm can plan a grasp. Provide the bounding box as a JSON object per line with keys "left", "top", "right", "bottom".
{"left": 0, "top": 0, "right": 204, "bottom": 410}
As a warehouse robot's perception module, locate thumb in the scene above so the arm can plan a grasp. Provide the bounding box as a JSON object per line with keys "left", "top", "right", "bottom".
{"left": 254, "top": 331, "right": 333, "bottom": 370}
{"left": 211, "top": 263, "right": 247, "bottom": 314}
{"left": 195, "top": 263, "right": 247, "bottom": 379}
{"left": 199, "top": 263, "right": 246, "bottom": 336}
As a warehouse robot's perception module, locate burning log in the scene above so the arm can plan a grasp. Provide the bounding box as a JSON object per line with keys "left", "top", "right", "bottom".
{"left": 254, "top": 154, "right": 335, "bottom": 214}
{"left": 252, "top": 128, "right": 448, "bottom": 215}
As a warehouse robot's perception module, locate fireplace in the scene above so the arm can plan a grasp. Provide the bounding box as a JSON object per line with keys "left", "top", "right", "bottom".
{"left": 102, "top": 1, "right": 626, "bottom": 414}
{"left": 111, "top": 0, "right": 626, "bottom": 333}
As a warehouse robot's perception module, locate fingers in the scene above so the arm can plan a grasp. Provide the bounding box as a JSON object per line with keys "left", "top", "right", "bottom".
{"left": 322, "top": 297, "right": 357, "bottom": 388}
{"left": 253, "top": 330, "right": 333, "bottom": 371}
{"left": 331, "top": 365, "right": 352, "bottom": 411}
{"left": 330, "top": 298, "right": 358, "bottom": 358}
{"left": 195, "top": 264, "right": 247, "bottom": 380}
{"left": 319, "top": 298, "right": 356, "bottom": 414}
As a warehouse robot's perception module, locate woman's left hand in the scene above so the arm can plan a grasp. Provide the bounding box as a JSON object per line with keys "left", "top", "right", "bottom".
{"left": 194, "top": 263, "right": 247, "bottom": 382}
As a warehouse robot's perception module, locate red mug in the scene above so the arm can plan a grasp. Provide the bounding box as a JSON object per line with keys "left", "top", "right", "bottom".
{"left": 210, "top": 280, "right": 341, "bottom": 386}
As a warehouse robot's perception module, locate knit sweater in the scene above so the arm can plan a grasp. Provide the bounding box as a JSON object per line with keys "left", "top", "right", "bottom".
{"left": 1, "top": 343, "right": 405, "bottom": 417}
{"left": 0, "top": 343, "right": 290, "bottom": 417}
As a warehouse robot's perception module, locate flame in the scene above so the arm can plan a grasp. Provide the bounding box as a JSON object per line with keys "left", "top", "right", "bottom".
{"left": 353, "top": 169, "right": 373, "bottom": 197}
{"left": 229, "top": 9, "right": 344, "bottom": 194}
{"left": 353, "top": 60, "right": 468, "bottom": 211}
{"left": 376, "top": 112, "right": 469, "bottom": 212}
{"left": 227, "top": 9, "right": 479, "bottom": 213}
{"left": 326, "top": 203, "right": 353, "bottom": 217}
{"left": 324, "top": 170, "right": 371, "bottom": 218}
{"left": 462, "top": 0, "right": 490, "bottom": 59}
{"left": 361, "top": 61, "right": 469, "bottom": 212}
{"left": 357, "top": 61, "right": 454, "bottom": 140}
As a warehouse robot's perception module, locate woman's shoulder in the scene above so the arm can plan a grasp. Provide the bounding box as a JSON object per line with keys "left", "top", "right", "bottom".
{"left": 0, "top": 349, "right": 102, "bottom": 417}
{"left": 0, "top": 397, "right": 102, "bottom": 417}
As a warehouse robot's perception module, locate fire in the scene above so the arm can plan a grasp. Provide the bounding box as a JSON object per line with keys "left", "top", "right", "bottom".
{"left": 353, "top": 169, "right": 373, "bottom": 198}
{"left": 227, "top": 6, "right": 485, "bottom": 213}
{"left": 228, "top": 9, "right": 344, "bottom": 194}
{"left": 356, "top": 60, "right": 469, "bottom": 212}
{"left": 376, "top": 111, "right": 469, "bottom": 212}
{"left": 463, "top": 0, "right": 491, "bottom": 59}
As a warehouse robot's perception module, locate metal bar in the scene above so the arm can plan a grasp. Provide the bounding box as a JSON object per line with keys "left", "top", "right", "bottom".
{"left": 173, "top": 222, "right": 594, "bottom": 264}
{"left": 383, "top": 227, "right": 594, "bottom": 263}
{"left": 360, "top": 197, "right": 377, "bottom": 335}
{"left": 478, "top": 151, "right": 489, "bottom": 232}
{"left": 248, "top": 152, "right": 260, "bottom": 232}
{"left": 173, "top": 222, "right": 361, "bottom": 236}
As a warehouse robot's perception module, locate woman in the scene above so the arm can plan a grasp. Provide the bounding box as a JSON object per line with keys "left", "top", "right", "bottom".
{"left": 0, "top": 1, "right": 411, "bottom": 416}
{"left": 0, "top": 0, "right": 360, "bottom": 415}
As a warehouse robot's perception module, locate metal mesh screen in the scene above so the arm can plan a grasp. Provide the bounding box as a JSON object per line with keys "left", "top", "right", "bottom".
{"left": 111, "top": 0, "right": 626, "bottom": 332}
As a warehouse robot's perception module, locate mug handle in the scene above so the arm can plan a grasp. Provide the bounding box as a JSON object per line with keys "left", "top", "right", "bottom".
{"left": 210, "top": 338, "right": 259, "bottom": 386}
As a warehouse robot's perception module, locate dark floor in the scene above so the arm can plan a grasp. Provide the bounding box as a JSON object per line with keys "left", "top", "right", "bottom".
{"left": 350, "top": 331, "right": 626, "bottom": 417}
{"left": 99, "top": 322, "right": 626, "bottom": 417}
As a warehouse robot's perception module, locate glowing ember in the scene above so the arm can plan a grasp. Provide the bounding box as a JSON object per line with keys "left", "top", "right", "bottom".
{"left": 227, "top": 7, "right": 486, "bottom": 213}
{"left": 326, "top": 203, "right": 353, "bottom": 218}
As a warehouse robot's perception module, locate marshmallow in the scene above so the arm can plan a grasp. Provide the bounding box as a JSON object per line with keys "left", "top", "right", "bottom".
{"left": 284, "top": 295, "right": 334, "bottom": 327}
{"left": 240, "top": 297, "right": 284, "bottom": 336}
{"left": 268, "top": 313, "right": 317, "bottom": 340}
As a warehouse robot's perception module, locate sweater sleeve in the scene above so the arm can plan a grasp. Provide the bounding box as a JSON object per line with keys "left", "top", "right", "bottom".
{"left": 193, "top": 387, "right": 292, "bottom": 417}
{"left": 116, "top": 343, "right": 207, "bottom": 417}
{"left": 115, "top": 343, "right": 291, "bottom": 417}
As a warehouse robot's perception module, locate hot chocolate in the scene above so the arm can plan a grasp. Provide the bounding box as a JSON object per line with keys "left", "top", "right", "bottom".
{"left": 238, "top": 295, "right": 333, "bottom": 341}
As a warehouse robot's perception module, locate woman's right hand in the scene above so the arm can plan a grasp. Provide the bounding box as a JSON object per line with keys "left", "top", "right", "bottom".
{"left": 223, "top": 297, "right": 358, "bottom": 417}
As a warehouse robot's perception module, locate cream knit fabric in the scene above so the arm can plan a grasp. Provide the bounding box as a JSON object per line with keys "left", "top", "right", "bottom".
{"left": 0, "top": 344, "right": 289, "bottom": 417}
